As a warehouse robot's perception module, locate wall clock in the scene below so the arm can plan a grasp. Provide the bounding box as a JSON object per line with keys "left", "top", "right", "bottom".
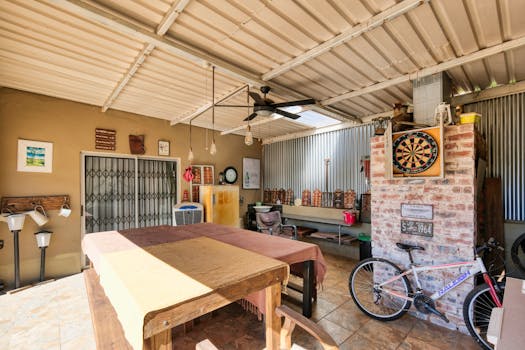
{"left": 224, "top": 166, "right": 238, "bottom": 184}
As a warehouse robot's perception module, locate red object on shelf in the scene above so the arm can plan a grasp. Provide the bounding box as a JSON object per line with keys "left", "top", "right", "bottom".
{"left": 342, "top": 211, "right": 357, "bottom": 225}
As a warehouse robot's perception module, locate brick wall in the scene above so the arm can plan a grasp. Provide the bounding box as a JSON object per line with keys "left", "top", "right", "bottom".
{"left": 370, "top": 124, "right": 479, "bottom": 332}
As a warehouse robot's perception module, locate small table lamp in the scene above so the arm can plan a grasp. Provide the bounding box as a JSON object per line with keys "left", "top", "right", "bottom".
{"left": 34, "top": 230, "right": 53, "bottom": 282}
{"left": 6, "top": 214, "right": 26, "bottom": 289}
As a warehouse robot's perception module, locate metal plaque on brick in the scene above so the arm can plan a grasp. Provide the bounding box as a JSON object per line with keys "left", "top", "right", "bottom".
{"left": 401, "top": 220, "right": 433, "bottom": 237}
{"left": 401, "top": 203, "right": 433, "bottom": 220}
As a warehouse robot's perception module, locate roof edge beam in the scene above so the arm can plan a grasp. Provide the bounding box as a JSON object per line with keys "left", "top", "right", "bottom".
{"left": 261, "top": 0, "right": 427, "bottom": 81}
{"left": 452, "top": 80, "right": 525, "bottom": 105}
{"left": 262, "top": 111, "right": 392, "bottom": 144}
{"left": 321, "top": 35, "right": 525, "bottom": 105}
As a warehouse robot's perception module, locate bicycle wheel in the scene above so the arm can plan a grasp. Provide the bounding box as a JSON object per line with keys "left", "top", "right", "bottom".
{"left": 349, "top": 258, "right": 412, "bottom": 321}
{"left": 463, "top": 282, "right": 505, "bottom": 350}
{"left": 511, "top": 233, "right": 525, "bottom": 273}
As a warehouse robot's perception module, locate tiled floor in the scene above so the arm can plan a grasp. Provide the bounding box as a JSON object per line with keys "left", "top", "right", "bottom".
{"left": 1, "top": 253, "right": 481, "bottom": 349}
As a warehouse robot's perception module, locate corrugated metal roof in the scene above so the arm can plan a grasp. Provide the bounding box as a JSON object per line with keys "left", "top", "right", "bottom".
{"left": 1, "top": 0, "right": 525, "bottom": 141}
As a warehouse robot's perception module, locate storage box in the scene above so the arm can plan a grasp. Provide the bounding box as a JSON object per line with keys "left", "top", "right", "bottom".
{"left": 460, "top": 112, "right": 481, "bottom": 124}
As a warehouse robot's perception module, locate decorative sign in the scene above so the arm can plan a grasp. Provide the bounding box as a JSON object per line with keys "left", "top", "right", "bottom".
{"left": 401, "top": 220, "right": 433, "bottom": 237}
{"left": 401, "top": 203, "right": 433, "bottom": 220}
{"left": 129, "top": 135, "right": 145, "bottom": 154}
{"left": 95, "top": 128, "right": 116, "bottom": 150}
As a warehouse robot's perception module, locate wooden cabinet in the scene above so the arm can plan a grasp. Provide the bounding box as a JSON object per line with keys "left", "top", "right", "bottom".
{"left": 199, "top": 185, "right": 239, "bottom": 227}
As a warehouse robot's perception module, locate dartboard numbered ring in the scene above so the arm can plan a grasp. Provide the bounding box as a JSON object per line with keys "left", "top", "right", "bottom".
{"left": 393, "top": 131, "right": 438, "bottom": 174}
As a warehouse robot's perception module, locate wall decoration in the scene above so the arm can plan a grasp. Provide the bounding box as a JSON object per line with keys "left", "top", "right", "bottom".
{"left": 95, "top": 128, "right": 116, "bottom": 150}
{"left": 129, "top": 135, "right": 145, "bottom": 154}
{"left": 158, "top": 140, "right": 170, "bottom": 156}
{"left": 401, "top": 203, "right": 433, "bottom": 220}
{"left": 360, "top": 193, "right": 371, "bottom": 223}
{"left": 400, "top": 220, "right": 433, "bottom": 237}
{"left": 390, "top": 125, "right": 444, "bottom": 178}
{"left": 17, "top": 139, "right": 53, "bottom": 173}
{"left": 242, "top": 157, "right": 260, "bottom": 189}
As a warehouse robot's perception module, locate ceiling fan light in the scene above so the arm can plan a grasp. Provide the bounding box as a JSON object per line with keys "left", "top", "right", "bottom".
{"left": 245, "top": 126, "right": 253, "bottom": 146}
{"left": 258, "top": 109, "right": 272, "bottom": 116}
{"left": 210, "top": 140, "right": 217, "bottom": 155}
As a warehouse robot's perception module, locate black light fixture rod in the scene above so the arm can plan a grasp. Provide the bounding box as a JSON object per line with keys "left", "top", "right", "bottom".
{"left": 212, "top": 65, "right": 215, "bottom": 141}
{"left": 13, "top": 230, "right": 20, "bottom": 289}
{"left": 39, "top": 247, "right": 47, "bottom": 282}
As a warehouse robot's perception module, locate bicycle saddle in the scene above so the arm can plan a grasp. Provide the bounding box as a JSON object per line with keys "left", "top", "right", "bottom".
{"left": 396, "top": 242, "right": 425, "bottom": 251}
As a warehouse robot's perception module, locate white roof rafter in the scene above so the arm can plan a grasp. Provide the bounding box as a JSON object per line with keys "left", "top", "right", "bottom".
{"left": 101, "top": 0, "right": 191, "bottom": 112}
{"left": 261, "top": 0, "right": 428, "bottom": 81}
{"left": 321, "top": 35, "right": 525, "bottom": 106}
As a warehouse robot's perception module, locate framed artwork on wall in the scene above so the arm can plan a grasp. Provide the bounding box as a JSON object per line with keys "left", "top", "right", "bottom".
{"left": 158, "top": 140, "right": 170, "bottom": 156}
{"left": 243, "top": 157, "right": 260, "bottom": 189}
{"left": 17, "top": 139, "right": 53, "bottom": 173}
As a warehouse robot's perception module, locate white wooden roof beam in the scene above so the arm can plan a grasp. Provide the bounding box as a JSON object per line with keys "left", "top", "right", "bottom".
{"left": 56, "top": 0, "right": 361, "bottom": 125}
{"left": 101, "top": 43, "right": 155, "bottom": 112}
{"left": 261, "top": 0, "right": 428, "bottom": 81}
{"left": 156, "top": 0, "right": 191, "bottom": 35}
{"left": 452, "top": 80, "right": 525, "bottom": 106}
{"left": 321, "top": 35, "right": 525, "bottom": 106}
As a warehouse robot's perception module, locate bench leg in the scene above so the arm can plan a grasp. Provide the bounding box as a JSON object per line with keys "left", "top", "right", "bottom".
{"left": 144, "top": 329, "right": 172, "bottom": 350}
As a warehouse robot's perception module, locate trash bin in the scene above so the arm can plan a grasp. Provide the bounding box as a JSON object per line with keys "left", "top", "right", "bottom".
{"left": 358, "top": 233, "right": 372, "bottom": 260}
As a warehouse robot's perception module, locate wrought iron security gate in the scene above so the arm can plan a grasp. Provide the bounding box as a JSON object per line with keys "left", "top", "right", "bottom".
{"left": 83, "top": 154, "right": 178, "bottom": 234}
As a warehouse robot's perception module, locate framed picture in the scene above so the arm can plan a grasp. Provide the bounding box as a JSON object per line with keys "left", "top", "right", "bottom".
{"left": 17, "top": 139, "right": 53, "bottom": 173}
{"left": 243, "top": 157, "right": 260, "bottom": 189}
{"left": 158, "top": 140, "right": 170, "bottom": 156}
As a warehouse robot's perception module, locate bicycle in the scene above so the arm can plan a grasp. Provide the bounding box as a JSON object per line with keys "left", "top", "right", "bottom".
{"left": 510, "top": 232, "right": 525, "bottom": 273}
{"left": 348, "top": 239, "right": 505, "bottom": 350}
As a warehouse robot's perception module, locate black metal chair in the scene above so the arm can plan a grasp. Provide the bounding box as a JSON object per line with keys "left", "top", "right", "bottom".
{"left": 256, "top": 211, "right": 297, "bottom": 240}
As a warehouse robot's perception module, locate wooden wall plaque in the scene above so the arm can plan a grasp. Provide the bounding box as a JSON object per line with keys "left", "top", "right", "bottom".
{"left": 95, "top": 128, "right": 116, "bottom": 150}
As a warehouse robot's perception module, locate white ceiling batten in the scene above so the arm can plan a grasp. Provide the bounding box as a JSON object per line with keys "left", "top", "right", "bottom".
{"left": 321, "top": 35, "right": 525, "bottom": 106}
{"left": 156, "top": 0, "right": 191, "bottom": 36}
{"left": 101, "top": 43, "right": 155, "bottom": 112}
{"left": 100, "top": 0, "right": 191, "bottom": 112}
{"left": 261, "top": 0, "right": 428, "bottom": 81}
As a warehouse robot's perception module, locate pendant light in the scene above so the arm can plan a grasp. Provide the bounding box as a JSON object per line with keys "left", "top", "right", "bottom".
{"left": 188, "top": 118, "right": 194, "bottom": 162}
{"left": 210, "top": 65, "right": 217, "bottom": 155}
{"left": 244, "top": 86, "right": 253, "bottom": 146}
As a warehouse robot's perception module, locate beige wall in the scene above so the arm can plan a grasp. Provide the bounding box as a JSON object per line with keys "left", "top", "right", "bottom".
{"left": 0, "top": 88, "right": 262, "bottom": 287}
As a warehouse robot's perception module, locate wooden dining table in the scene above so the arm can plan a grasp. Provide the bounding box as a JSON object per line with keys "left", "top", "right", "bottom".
{"left": 83, "top": 233, "right": 288, "bottom": 350}
{"left": 82, "top": 223, "right": 327, "bottom": 349}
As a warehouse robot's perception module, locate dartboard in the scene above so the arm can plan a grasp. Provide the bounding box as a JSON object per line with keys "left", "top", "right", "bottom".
{"left": 393, "top": 131, "right": 438, "bottom": 174}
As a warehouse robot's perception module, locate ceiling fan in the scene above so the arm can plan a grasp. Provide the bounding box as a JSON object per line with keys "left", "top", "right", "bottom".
{"left": 216, "top": 86, "right": 316, "bottom": 121}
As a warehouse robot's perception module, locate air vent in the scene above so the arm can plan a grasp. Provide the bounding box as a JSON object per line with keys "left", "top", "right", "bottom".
{"left": 412, "top": 72, "right": 452, "bottom": 126}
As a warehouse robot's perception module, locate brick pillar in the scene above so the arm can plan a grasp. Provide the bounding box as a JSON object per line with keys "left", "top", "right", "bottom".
{"left": 370, "top": 124, "right": 479, "bottom": 332}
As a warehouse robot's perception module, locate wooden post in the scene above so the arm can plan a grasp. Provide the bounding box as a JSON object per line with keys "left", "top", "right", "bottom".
{"left": 265, "top": 282, "right": 281, "bottom": 350}
{"left": 144, "top": 329, "right": 172, "bottom": 350}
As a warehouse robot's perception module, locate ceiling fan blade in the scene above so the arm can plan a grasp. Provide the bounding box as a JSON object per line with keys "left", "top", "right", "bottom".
{"left": 249, "top": 92, "right": 264, "bottom": 104}
{"left": 243, "top": 112, "right": 258, "bottom": 121}
{"left": 274, "top": 109, "right": 301, "bottom": 120}
{"left": 272, "top": 99, "right": 316, "bottom": 108}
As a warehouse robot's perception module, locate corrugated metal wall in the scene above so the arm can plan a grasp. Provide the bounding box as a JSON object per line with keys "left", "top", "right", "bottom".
{"left": 464, "top": 92, "right": 525, "bottom": 222}
{"left": 263, "top": 124, "right": 374, "bottom": 199}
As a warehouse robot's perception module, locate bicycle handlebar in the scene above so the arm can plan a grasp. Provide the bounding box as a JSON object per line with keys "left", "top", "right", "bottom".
{"left": 476, "top": 237, "right": 504, "bottom": 255}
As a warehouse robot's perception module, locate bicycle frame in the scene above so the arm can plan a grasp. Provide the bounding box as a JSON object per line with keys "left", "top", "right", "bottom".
{"left": 379, "top": 256, "right": 503, "bottom": 307}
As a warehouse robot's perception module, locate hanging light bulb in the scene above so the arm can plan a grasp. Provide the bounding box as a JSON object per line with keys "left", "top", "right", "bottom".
{"left": 210, "top": 140, "right": 217, "bottom": 155}
{"left": 245, "top": 125, "right": 253, "bottom": 146}
{"left": 188, "top": 119, "right": 194, "bottom": 161}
